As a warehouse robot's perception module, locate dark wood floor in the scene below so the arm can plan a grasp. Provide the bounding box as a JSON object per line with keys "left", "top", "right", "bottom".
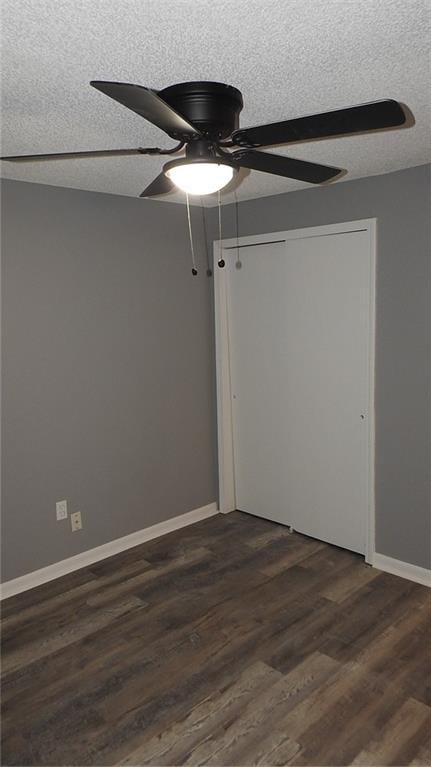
{"left": 1, "top": 511, "right": 431, "bottom": 766}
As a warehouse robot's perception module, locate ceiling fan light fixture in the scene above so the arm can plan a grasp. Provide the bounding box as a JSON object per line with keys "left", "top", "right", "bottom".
{"left": 164, "top": 159, "right": 234, "bottom": 195}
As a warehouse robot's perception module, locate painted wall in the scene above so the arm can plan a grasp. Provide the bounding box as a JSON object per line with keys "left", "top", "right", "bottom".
{"left": 1, "top": 180, "right": 217, "bottom": 581}
{"left": 208, "top": 164, "right": 431, "bottom": 570}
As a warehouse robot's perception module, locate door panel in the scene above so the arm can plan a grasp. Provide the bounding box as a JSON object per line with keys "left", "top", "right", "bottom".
{"left": 227, "top": 231, "right": 371, "bottom": 554}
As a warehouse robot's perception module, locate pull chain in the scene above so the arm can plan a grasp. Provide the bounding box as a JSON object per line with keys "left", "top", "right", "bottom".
{"left": 217, "top": 190, "right": 225, "bottom": 268}
{"left": 234, "top": 191, "right": 241, "bottom": 269}
{"left": 186, "top": 193, "right": 198, "bottom": 275}
{"left": 200, "top": 197, "right": 212, "bottom": 277}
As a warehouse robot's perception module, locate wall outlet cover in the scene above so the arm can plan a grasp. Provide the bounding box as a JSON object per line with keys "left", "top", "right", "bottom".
{"left": 56, "top": 500, "right": 68, "bottom": 520}
{"left": 70, "top": 511, "right": 82, "bottom": 532}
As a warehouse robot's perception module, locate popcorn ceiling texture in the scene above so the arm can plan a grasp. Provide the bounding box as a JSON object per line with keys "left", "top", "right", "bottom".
{"left": 1, "top": 0, "right": 430, "bottom": 205}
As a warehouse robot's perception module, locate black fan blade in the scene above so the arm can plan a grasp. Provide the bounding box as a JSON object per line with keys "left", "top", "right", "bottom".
{"left": 140, "top": 172, "right": 174, "bottom": 198}
{"left": 91, "top": 81, "right": 201, "bottom": 140}
{"left": 232, "top": 100, "right": 406, "bottom": 148}
{"left": 232, "top": 150, "right": 342, "bottom": 184}
{"left": 1, "top": 148, "right": 149, "bottom": 162}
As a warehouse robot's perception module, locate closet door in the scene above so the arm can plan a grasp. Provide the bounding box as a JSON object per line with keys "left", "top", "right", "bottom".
{"left": 226, "top": 229, "right": 372, "bottom": 554}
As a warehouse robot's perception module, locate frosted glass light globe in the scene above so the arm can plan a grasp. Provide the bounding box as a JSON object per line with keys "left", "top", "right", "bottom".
{"left": 166, "top": 162, "right": 233, "bottom": 195}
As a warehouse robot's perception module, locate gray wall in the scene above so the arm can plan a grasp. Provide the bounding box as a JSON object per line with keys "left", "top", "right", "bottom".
{"left": 1, "top": 180, "right": 217, "bottom": 581}
{"left": 208, "top": 164, "right": 431, "bottom": 569}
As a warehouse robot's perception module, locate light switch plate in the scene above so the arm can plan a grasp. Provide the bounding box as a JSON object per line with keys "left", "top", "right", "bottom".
{"left": 56, "top": 500, "right": 68, "bottom": 520}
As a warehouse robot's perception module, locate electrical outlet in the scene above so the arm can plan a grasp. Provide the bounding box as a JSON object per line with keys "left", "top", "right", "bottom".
{"left": 56, "top": 500, "right": 68, "bottom": 521}
{"left": 70, "top": 511, "right": 82, "bottom": 532}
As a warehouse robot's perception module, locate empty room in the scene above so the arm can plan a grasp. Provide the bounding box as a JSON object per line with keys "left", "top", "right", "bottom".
{"left": 1, "top": 1, "right": 430, "bottom": 765}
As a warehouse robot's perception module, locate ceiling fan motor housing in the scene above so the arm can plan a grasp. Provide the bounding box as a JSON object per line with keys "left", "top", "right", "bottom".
{"left": 158, "top": 81, "right": 244, "bottom": 140}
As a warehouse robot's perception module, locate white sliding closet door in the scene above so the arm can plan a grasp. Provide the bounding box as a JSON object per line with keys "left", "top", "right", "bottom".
{"left": 223, "top": 227, "right": 373, "bottom": 555}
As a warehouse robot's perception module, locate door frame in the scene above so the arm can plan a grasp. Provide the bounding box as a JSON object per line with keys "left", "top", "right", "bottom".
{"left": 214, "top": 218, "right": 377, "bottom": 564}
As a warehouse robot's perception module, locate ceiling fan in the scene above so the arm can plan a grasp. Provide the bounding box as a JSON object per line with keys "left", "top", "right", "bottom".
{"left": 1, "top": 80, "right": 408, "bottom": 197}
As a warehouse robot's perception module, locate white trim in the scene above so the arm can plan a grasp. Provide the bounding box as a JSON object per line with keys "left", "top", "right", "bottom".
{"left": 214, "top": 219, "right": 377, "bottom": 560}
{"left": 0, "top": 503, "right": 218, "bottom": 600}
{"left": 373, "top": 553, "right": 431, "bottom": 588}
{"left": 214, "top": 238, "right": 236, "bottom": 513}
{"left": 366, "top": 219, "right": 377, "bottom": 565}
{"left": 215, "top": 219, "right": 374, "bottom": 251}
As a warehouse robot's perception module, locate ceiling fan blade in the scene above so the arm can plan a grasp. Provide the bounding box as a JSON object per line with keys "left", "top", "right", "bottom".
{"left": 139, "top": 172, "right": 174, "bottom": 198}
{"left": 232, "top": 100, "right": 406, "bottom": 148}
{"left": 232, "top": 150, "right": 342, "bottom": 184}
{"left": 1, "top": 148, "right": 150, "bottom": 162}
{"left": 91, "top": 81, "right": 202, "bottom": 140}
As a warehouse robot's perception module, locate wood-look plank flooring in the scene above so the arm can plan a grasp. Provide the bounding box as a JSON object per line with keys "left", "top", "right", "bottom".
{"left": 1, "top": 511, "right": 431, "bottom": 766}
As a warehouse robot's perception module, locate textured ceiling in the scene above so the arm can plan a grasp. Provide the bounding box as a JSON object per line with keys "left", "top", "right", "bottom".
{"left": 1, "top": 0, "right": 430, "bottom": 205}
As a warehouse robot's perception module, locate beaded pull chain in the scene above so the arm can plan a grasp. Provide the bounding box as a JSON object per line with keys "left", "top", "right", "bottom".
{"left": 200, "top": 197, "right": 212, "bottom": 277}
{"left": 217, "top": 190, "right": 225, "bottom": 268}
{"left": 234, "top": 191, "right": 241, "bottom": 269}
{"left": 186, "top": 192, "right": 198, "bottom": 275}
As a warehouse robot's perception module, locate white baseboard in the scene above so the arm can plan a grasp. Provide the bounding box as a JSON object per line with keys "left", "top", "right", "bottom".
{"left": 373, "top": 552, "right": 431, "bottom": 588}
{"left": 1, "top": 502, "right": 218, "bottom": 600}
